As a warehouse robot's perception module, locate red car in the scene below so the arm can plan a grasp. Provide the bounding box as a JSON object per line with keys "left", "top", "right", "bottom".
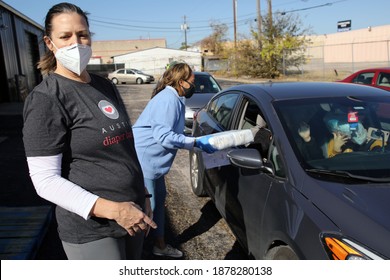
{"left": 339, "top": 67, "right": 390, "bottom": 91}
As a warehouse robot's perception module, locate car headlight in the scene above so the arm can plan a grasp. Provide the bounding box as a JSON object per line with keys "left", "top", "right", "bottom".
{"left": 321, "top": 233, "right": 384, "bottom": 260}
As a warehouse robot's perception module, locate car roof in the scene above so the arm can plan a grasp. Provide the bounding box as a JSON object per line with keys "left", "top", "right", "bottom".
{"left": 194, "top": 71, "right": 212, "bottom": 76}
{"left": 353, "top": 67, "right": 390, "bottom": 72}
{"left": 222, "top": 81, "right": 390, "bottom": 101}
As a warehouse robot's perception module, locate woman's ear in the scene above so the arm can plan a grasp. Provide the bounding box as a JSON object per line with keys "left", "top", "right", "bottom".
{"left": 43, "top": 36, "right": 55, "bottom": 52}
{"left": 176, "top": 81, "right": 184, "bottom": 96}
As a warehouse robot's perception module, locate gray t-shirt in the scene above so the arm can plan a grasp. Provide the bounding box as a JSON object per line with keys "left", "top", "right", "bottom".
{"left": 23, "top": 73, "right": 145, "bottom": 243}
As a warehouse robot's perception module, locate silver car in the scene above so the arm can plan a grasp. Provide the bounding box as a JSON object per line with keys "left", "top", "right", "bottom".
{"left": 185, "top": 72, "right": 222, "bottom": 134}
{"left": 108, "top": 68, "right": 155, "bottom": 84}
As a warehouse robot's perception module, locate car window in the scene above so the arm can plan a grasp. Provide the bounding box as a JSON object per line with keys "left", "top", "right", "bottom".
{"left": 238, "top": 98, "right": 273, "bottom": 160}
{"left": 126, "top": 69, "right": 135, "bottom": 74}
{"left": 208, "top": 76, "right": 222, "bottom": 93}
{"left": 274, "top": 96, "right": 390, "bottom": 181}
{"left": 269, "top": 142, "right": 285, "bottom": 178}
{"left": 208, "top": 93, "right": 239, "bottom": 129}
{"left": 376, "top": 103, "right": 390, "bottom": 131}
{"left": 117, "top": 69, "right": 125, "bottom": 74}
{"left": 376, "top": 72, "right": 390, "bottom": 89}
{"left": 238, "top": 99, "right": 264, "bottom": 129}
{"left": 353, "top": 72, "right": 375, "bottom": 84}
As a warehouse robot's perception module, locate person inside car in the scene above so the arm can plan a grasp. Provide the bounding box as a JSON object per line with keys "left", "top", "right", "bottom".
{"left": 297, "top": 121, "right": 325, "bottom": 160}
{"left": 297, "top": 117, "right": 387, "bottom": 160}
{"left": 326, "top": 119, "right": 386, "bottom": 157}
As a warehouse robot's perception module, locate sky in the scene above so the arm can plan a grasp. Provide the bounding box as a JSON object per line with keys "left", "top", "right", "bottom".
{"left": 2, "top": 0, "right": 389, "bottom": 49}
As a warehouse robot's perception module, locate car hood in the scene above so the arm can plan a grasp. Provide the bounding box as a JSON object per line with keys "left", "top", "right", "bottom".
{"left": 301, "top": 177, "right": 390, "bottom": 258}
{"left": 186, "top": 93, "right": 215, "bottom": 109}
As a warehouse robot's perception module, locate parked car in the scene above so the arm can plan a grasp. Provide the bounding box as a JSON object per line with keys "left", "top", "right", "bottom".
{"left": 184, "top": 72, "right": 222, "bottom": 134}
{"left": 339, "top": 67, "right": 390, "bottom": 91}
{"left": 107, "top": 68, "right": 155, "bottom": 84}
{"left": 190, "top": 81, "right": 390, "bottom": 260}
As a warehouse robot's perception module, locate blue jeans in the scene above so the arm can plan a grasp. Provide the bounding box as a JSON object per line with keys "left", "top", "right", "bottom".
{"left": 144, "top": 176, "right": 167, "bottom": 238}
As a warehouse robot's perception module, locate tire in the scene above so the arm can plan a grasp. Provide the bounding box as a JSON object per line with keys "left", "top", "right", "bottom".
{"left": 136, "top": 78, "right": 143, "bottom": 84}
{"left": 112, "top": 78, "right": 118, "bottom": 84}
{"left": 189, "top": 151, "right": 207, "bottom": 197}
{"left": 265, "top": 245, "right": 299, "bottom": 260}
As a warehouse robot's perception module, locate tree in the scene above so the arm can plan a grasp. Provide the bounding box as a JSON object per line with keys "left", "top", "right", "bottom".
{"left": 260, "top": 12, "right": 310, "bottom": 77}
{"left": 179, "top": 42, "right": 190, "bottom": 50}
{"left": 200, "top": 22, "right": 228, "bottom": 56}
{"left": 230, "top": 11, "right": 310, "bottom": 78}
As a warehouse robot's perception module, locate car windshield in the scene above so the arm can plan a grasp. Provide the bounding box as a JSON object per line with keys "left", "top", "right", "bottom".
{"left": 132, "top": 69, "right": 144, "bottom": 74}
{"left": 194, "top": 74, "right": 221, "bottom": 94}
{"left": 274, "top": 95, "right": 390, "bottom": 181}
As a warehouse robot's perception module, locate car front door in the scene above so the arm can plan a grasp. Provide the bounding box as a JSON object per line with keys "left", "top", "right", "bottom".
{"left": 201, "top": 92, "right": 240, "bottom": 207}
{"left": 126, "top": 69, "right": 136, "bottom": 83}
{"left": 217, "top": 97, "right": 285, "bottom": 258}
{"left": 115, "top": 69, "right": 126, "bottom": 83}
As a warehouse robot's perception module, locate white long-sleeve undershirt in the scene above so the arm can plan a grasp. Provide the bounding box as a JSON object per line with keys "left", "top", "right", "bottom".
{"left": 27, "top": 154, "right": 99, "bottom": 220}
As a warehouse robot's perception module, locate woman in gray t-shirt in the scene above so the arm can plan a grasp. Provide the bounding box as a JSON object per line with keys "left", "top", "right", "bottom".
{"left": 23, "top": 2, "right": 156, "bottom": 260}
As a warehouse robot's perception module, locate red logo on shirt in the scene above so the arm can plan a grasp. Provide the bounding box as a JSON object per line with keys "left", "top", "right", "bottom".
{"left": 98, "top": 100, "right": 119, "bottom": 119}
{"left": 104, "top": 106, "right": 113, "bottom": 114}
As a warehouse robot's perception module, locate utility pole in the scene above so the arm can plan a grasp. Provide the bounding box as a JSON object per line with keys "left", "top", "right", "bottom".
{"left": 181, "top": 16, "right": 189, "bottom": 50}
{"left": 256, "top": 0, "right": 262, "bottom": 50}
{"left": 233, "top": 0, "right": 237, "bottom": 49}
{"left": 267, "top": 0, "right": 272, "bottom": 34}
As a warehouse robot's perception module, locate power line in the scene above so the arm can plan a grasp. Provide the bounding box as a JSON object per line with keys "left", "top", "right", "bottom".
{"left": 89, "top": 0, "right": 347, "bottom": 33}
{"left": 277, "top": 0, "right": 348, "bottom": 15}
{"left": 89, "top": 0, "right": 348, "bottom": 46}
{"left": 90, "top": 19, "right": 179, "bottom": 30}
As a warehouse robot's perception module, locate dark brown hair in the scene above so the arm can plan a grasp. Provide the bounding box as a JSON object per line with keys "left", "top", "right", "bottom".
{"left": 38, "top": 2, "right": 90, "bottom": 74}
{"left": 151, "top": 63, "right": 193, "bottom": 98}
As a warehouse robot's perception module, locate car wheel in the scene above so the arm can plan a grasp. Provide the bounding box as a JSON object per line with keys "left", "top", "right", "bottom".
{"left": 189, "top": 150, "right": 207, "bottom": 197}
{"left": 112, "top": 78, "right": 118, "bottom": 84}
{"left": 136, "top": 78, "right": 143, "bottom": 84}
{"left": 265, "top": 245, "right": 299, "bottom": 260}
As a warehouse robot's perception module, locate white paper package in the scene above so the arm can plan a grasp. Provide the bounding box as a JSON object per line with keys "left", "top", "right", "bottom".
{"left": 208, "top": 129, "right": 254, "bottom": 150}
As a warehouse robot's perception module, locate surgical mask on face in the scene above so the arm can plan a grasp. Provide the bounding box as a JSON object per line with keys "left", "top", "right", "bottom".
{"left": 352, "top": 123, "right": 367, "bottom": 145}
{"left": 182, "top": 81, "right": 195, "bottom": 99}
{"left": 50, "top": 39, "right": 92, "bottom": 75}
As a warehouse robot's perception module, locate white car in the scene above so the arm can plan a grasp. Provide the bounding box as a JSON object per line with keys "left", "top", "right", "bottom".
{"left": 108, "top": 68, "right": 155, "bottom": 84}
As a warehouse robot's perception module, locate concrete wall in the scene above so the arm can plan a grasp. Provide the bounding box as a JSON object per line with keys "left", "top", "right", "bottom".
{"left": 295, "top": 25, "right": 390, "bottom": 78}
{"left": 113, "top": 47, "right": 202, "bottom": 76}
{"left": 305, "top": 25, "right": 390, "bottom": 68}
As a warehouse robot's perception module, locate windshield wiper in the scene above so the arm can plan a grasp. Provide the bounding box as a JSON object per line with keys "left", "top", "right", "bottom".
{"left": 306, "top": 169, "right": 390, "bottom": 183}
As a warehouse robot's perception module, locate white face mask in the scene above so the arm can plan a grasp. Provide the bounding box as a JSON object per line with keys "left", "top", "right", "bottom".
{"left": 50, "top": 40, "right": 92, "bottom": 75}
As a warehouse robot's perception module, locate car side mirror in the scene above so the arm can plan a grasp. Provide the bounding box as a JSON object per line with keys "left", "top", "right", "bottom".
{"left": 227, "top": 149, "right": 273, "bottom": 174}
